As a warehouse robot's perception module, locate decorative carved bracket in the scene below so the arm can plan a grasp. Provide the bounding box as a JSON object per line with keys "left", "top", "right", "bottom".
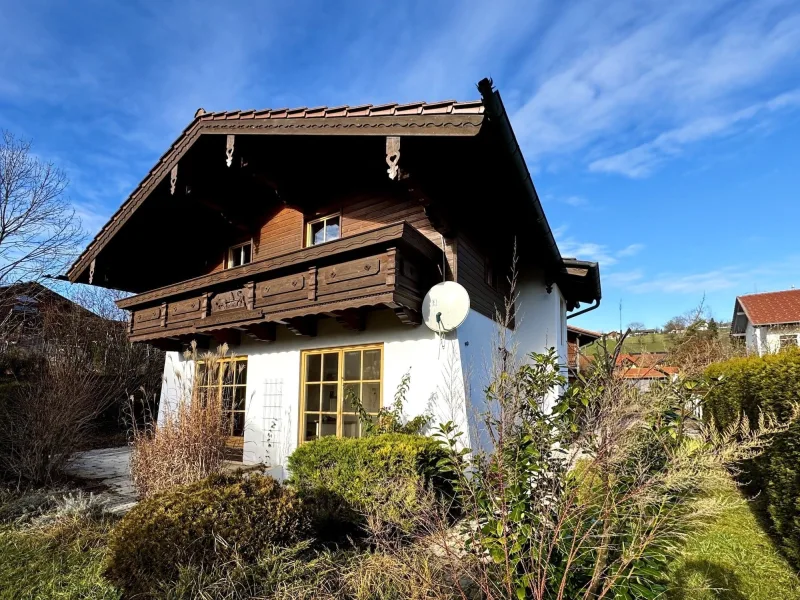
{"left": 244, "top": 322, "right": 276, "bottom": 342}
{"left": 336, "top": 308, "right": 366, "bottom": 331}
{"left": 394, "top": 306, "right": 421, "bottom": 326}
{"left": 170, "top": 165, "right": 178, "bottom": 195}
{"left": 286, "top": 315, "right": 317, "bottom": 337}
{"left": 88, "top": 259, "right": 96, "bottom": 285}
{"left": 386, "top": 136, "right": 400, "bottom": 180}
{"left": 226, "top": 135, "right": 235, "bottom": 168}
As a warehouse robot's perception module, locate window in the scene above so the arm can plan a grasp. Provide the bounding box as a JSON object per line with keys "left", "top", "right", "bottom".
{"left": 779, "top": 334, "right": 798, "bottom": 350}
{"left": 300, "top": 345, "right": 382, "bottom": 442}
{"left": 196, "top": 356, "right": 248, "bottom": 443}
{"left": 306, "top": 214, "right": 341, "bottom": 246}
{"left": 227, "top": 241, "right": 252, "bottom": 268}
{"left": 485, "top": 258, "right": 497, "bottom": 289}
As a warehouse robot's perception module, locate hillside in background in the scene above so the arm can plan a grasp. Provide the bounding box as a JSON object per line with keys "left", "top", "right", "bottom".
{"left": 584, "top": 327, "right": 731, "bottom": 356}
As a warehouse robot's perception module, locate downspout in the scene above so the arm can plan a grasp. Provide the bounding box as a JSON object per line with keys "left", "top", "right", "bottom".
{"left": 477, "top": 78, "right": 562, "bottom": 273}
{"left": 567, "top": 298, "right": 600, "bottom": 320}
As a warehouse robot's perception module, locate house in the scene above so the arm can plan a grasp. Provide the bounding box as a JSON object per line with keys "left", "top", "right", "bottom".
{"left": 65, "top": 78, "right": 601, "bottom": 472}
{"left": 618, "top": 365, "right": 679, "bottom": 391}
{"left": 566, "top": 325, "right": 601, "bottom": 381}
{"left": 731, "top": 289, "right": 800, "bottom": 355}
{"left": 0, "top": 281, "right": 102, "bottom": 350}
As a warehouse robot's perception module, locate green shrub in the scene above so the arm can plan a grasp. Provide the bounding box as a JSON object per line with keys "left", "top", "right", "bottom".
{"left": 704, "top": 348, "right": 800, "bottom": 564}
{"left": 288, "top": 434, "right": 452, "bottom": 534}
{"left": 106, "top": 472, "right": 310, "bottom": 596}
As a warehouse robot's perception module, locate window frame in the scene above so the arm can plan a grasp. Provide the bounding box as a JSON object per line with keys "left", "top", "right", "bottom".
{"left": 227, "top": 240, "right": 253, "bottom": 269}
{"left": 298, "top": 343, "right": 384, "bottom": 444}
{"left": 779, "top": 334, "right": 798, "bottom": 350}
{"left": 195, "top": 355, "right": 249, "bottom": 444}
{"left": 305, "top": 213, "right": 341, "bottom": 247}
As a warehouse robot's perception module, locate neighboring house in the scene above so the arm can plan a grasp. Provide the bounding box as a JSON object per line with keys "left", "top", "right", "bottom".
{"left": 566, "top": 325, "right": 601, "bottom": 382}
{"left": 65, "top": 79, "right": 601, "bottom": 472}
{"left": 614, "top": 352, "right": 678, "bottom": 391}
{"left": 0, "top": 281, "right": 100, "bottom": 350}
{"left": 731, "top": 289, "right": 800, "bottom": 356}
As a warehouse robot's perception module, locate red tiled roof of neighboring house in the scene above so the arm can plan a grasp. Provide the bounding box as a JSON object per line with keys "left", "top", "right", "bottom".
{"left": 615, "top": 352, "right": 669, "bottom": 368}
{"left": 737, "top": 289, "right": 800, "bottom": 326}
{"left": 567, "top": 324, "right": 602, "bottom": 339}
{"left": 619, "top": 366, "right": 679, "bottom": 380}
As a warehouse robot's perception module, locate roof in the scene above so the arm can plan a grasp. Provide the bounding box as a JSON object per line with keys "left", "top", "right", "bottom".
{"left": 735, "top": 289, "right": 800, "bottom": 328}
{"left": 66, "top": 99, "right": 486, "bottom": 283}
{"left": 567, "top": 324, "right": 602, "bottom": 341}
{"left": 619, "top": 366, "right": 679, "bottom": 380}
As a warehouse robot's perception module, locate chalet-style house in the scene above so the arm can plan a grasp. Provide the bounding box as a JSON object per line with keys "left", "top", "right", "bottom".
{"left": 566, "top": 324, "right": 601, "bottom": 382}
{"left": 66, "top": 79, "right": 601, "bottom": 471}
{"left": 731, "top": 289, "right": 800, "bottom": 355}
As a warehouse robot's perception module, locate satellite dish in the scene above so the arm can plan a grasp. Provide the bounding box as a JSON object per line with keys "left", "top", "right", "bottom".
{"left": 422, "top": 281, "right": 470, "bottom": 333}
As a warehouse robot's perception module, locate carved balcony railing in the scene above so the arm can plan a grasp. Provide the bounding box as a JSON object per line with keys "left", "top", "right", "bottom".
{"left": 117, "top": 222, "right": 441, "bottom": 346}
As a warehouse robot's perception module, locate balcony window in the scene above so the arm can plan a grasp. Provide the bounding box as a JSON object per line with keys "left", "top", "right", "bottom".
{"left": 300, "top": 344, "right": 382, "bottom": 441}
{"left": 306, "top": 214, "right": 341, "bottom": 246}
{"left": 227, "top": 241, "right": 252, "bottom": 268}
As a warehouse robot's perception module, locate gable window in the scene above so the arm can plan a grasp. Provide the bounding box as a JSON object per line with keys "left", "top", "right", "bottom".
{"left": 227, "top": 241, "right": 252, "bottom": 268}
{"left": 196, "top": 356, "right": 248, "bottom": 460}
{"left": 300, "top": 344, "right": 382, "bottom": 442}
{"left": 306, "top": 214, "right": 341, "bottom": 246}
{"left": 779, "top": 334, "right": 798, "bottom": 350}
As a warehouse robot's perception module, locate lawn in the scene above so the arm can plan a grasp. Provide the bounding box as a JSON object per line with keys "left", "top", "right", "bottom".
{"left": 667, "top": 477, "right": 800, "bottom": 600}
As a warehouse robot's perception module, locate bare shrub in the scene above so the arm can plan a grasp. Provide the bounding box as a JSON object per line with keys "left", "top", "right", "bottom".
{"left": 130, "top": 342, "right": 232, "bottom": 498}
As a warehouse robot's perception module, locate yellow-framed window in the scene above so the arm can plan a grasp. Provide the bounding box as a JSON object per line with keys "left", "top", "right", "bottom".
{"left": 300, "top": 344, "right": 383, "bottom": 442}
{"left": 195, "top": 355, "right": 248, "bottom": 440}
{"left": 306, "top": 213, "right": 341, "bottom": 247}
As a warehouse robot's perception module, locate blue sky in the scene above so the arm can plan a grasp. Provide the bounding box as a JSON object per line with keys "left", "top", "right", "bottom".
{"left": 2, "top": 0, "right": 799, "bottom": 332}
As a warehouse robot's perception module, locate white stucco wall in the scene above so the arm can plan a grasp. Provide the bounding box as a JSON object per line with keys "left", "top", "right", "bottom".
{"left": 744, "top": 322, "right": 800, "bottom": 356}
{"left": 156, "top": 269, "right": 567, "bottom": 474}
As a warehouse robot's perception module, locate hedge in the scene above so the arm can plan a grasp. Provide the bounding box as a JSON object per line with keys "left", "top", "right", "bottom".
{"left": 704, "top": 348, "right": 800, "bottom": 564}
{"left": 287, "top": 433, "right": 453, "bottom": 535}
{"left": 106, "top": 472, "right": 311, "bottom": 596}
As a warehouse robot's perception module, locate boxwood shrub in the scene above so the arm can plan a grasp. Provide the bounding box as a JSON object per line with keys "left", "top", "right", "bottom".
{"left": 106, "top": 472, "right": 310, "bottom": 596}
{"left": 288, "top": 433, "right": 453, "bottom": 535}
{"left": 704, "top": 348, "right": 800, "bottom": 564}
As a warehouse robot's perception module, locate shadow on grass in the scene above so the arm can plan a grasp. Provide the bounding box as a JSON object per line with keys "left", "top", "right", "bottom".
{"left": 669, "top": 559, "right": 748, "bottom": 600}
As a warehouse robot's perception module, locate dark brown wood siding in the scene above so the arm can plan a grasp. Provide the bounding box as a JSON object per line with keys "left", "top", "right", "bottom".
{"left": 457, "top": 235, "right": 509, "bottom": 325}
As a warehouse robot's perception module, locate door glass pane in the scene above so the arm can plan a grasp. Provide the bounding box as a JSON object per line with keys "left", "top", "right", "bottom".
{"left": 320, "top": 414, "right": 337, "bottom": 437}
{"left": 305, "top": 384, "right": 321, "bottom": 412}
{"left": 232, "top": 413, "right": 245, "bottom": 437}
{"left": 344, "top": 351, "right": 361, "bottom": 381}
{"left": 233, "top": 386, "right": 246, "bottom": 410}
{"left": 311, "top": 221, "right": 325, "bottom": 245}
{"left": 234, "top": 361, "right": 247, "bottom": 385}
{"left": 342, "top": 415, "right": 360, "bottom": 438}
{"left": 322, "top": 353, "right": 339, "bottom": 381}
{"left": 321, "top": 384, "right": 338, "bottom": 412}
{"left": 343, "top": 383, "right": 360, "bottom": 413}
{"left": 363, "top": 350, "right": 381, "bottom": 380}
{"left": 305, "top": 414, "right": 319, "bottom": 441}
{"left": 306, "top": 354, "right": 321, "bottom": 382}
{"left": 222, "top": 363, "right": 234, "bottom": 386}
{"left": 325, "top": 216, "right": 340, "bottom": 241}
{"left": 362, "top": 382, "right": 380, "bottom": 412}
{"left": 221, "top": 386, "right": 233, "bottom": 411}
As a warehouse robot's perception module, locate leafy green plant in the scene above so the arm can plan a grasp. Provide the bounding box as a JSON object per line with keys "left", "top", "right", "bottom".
{"left": 106, "top": 472, "right": 310, "bottom": 597}
{"left": 704, "top": 348, "right": 800, "bottom": 565}
{"left": 349, "top": 369, "right": 431, "bottom": 436}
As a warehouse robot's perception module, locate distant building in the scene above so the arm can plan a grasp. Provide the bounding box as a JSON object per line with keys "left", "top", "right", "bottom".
{"left": 731, "top": 289, "right": 800, "bottom": 356}
{"left": 567, "top": 325, "right": 601, "bottom": 381}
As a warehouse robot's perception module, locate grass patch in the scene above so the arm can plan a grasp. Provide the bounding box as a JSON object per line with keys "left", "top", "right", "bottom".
{"left": 667, "top": 477, "right": 800, "bottom": 600}
{"left": 0, "top": 492, "right": 120, "bottom": 600}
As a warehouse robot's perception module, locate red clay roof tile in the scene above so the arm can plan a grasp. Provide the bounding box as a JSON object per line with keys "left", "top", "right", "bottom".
{"left": 738, "top": 289, "right": 800, "bottom": 326}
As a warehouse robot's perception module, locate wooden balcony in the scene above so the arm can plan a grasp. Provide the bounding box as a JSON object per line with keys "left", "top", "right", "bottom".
{"left": 117, "top": 222, "right": 442, "bottom": 347}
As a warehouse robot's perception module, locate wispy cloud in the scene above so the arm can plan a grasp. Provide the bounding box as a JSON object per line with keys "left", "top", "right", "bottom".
{"left": 555, "top": 226, "right": 644, "bottom": 266}
{"left": 607, "top": 256, "right": 800, "bottom": 294}
{"left": 509, "top": 0, "right": 800, "bottom": 175}
{"left": 589, "top": 89, "right": 800, "bottom": 176}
